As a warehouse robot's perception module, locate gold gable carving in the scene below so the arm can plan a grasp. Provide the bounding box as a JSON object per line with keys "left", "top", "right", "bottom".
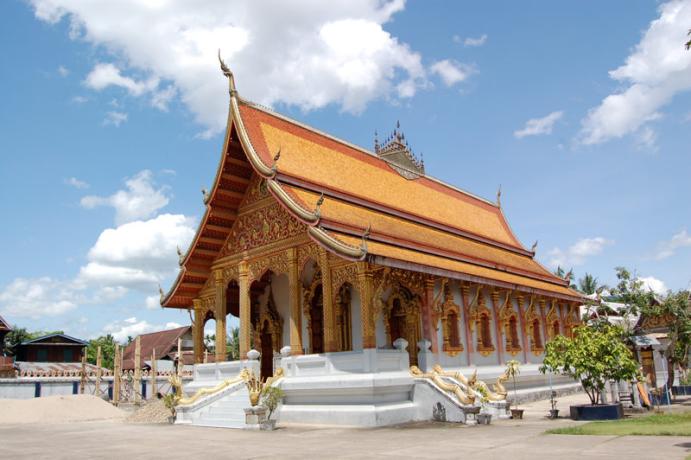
{"left": 221, "top": 201, "right": 304, "bottom": 257}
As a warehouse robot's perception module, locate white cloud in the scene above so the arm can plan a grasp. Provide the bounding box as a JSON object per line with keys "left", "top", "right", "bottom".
{"left": 28, "top": 0, "right": 436, "bottom": 136}
{"left": 430, "top": 59, "right": 474, "bottom": 87}
{"left": 102, "top": 110, "right": 128, "bottom": 127}
{"left": 64, "top": 177, "right": 89, "bottom": 189}
{"left": 655, "top": 229, "right": 691, "bottom": 259}
{"left": 151, "top": 85, "right": 176, "bottom": 111}
{"left": 463, "top": 34, "right": 487, "bottom": 47}
{"left": 579, "top": 0, "right": 691, "bottom": 145}
{"left": 77, "top": 213, "right": 196, "bottom": 292}
{"left": 637, "top": 276, "right": 668, "bottom": 295}
{"left": 71, "top": 95, "right": 88, "bottom": 104}
{"left": 145, "top": 295, "right": 160, "bottom": 310}
{"left": 0, "top": 277, "right": 78, "bottom": 319}
{"left": 547, "top": 237, "right": 613, "bottom": 268}
{"left": 57, "top": 65, "right": 69, "bottom": 77}
{"left": 80, "top": 170, "right": 169, "bottom": 225}
{"left": 85, "top": 62, "right": 158, "bottom": 96}
{"left": 514, "top": 111, "right": 564, "bottom": 138}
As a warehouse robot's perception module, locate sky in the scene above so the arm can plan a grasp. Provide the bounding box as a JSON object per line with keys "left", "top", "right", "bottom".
{"left": 0, "top": 0, "right": 690, "bottom": 342}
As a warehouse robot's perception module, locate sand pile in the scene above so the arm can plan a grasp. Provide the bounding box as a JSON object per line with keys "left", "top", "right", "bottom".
{"left": 0, "top": 395, "right": 126, "bottom": 424}
{"left": 126, "top": 399, "right": 173, "bottom": 424}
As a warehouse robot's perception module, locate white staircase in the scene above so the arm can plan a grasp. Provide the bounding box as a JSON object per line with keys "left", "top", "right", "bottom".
{"left": 189, "top": 386, "right": 249, "bottom": 429}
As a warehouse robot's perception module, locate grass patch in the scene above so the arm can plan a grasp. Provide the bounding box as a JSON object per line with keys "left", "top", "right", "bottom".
{"left": 546, "top": 411, "right": 691, "bottom": 436}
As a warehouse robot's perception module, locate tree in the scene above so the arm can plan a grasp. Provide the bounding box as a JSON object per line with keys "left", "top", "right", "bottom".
{"left": 86, "top": 334, "right": 118, "bottom": 370}
{"left": 611, "top": 267, "right": 657, "bottom": 316}
{"left": 578, "top": 273, "right": 600, "bottom": 295}
{"left": 227, "top": 327, "right": 240, "bottom": 361}
{"left": 643, "top": 289, "right": 690, "bottom": 389}
{"left": 554, "top": 266, "right": 576, "bottom": 290}
{"left": 540, "top": 324, "right": 640, "bottom": 405}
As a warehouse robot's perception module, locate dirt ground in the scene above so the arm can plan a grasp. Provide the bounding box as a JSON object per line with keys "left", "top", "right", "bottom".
{"left": 0, "top": 392, "right": 689, "bottom": 460}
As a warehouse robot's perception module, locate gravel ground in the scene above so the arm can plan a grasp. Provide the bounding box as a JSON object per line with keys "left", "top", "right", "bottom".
{"left": 126, "top": 399, "right": 173, "bottom": 424}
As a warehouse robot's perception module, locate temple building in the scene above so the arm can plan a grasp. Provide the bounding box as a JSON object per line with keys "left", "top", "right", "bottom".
{"left": 161, "top": 59, "right": 585, "bottom": 428}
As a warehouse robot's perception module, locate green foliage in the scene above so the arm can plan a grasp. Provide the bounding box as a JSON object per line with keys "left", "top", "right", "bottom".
{"left": 648, "top": 289, "right": 691, "bottom": 387}
{"left": 261, "top": 384, "right": 285, "bottom": 420}
{"left": 540, "top": 324, "right": 640, "bottom": 405}
{"left": 554, "top": 266, "right": 576, "bottom": 289}
{"left": 227, "top": 327, "right": 240, "bottom": 361}
{"left": 162, "top": 393, "right": 178, "bottom": 416}
{"left": 86, "top": 335, "right": 118, "bottom": 370}
{"left": 578, "top": 273, "right": 601, "bottom": 295}
{"left": 546, "top": 411, "right": 691, "bottom": 436}
{"left": 505, "top": 359, "right": 521, "bottom": 409}
{"left": 611, "top": 267, "right": 657, "bottom": 317}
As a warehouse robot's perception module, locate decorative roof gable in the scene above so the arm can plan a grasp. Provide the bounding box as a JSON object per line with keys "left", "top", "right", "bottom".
{"left": 375, "top": 121, "right": 425, "bottom": 179}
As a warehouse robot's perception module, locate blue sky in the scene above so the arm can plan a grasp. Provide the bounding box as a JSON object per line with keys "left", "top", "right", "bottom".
{"left": 1, "top": 0, "right": 689, "bottom": 341}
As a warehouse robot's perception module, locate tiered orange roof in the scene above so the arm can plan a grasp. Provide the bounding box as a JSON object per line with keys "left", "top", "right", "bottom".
{"left": 162, "top": 59, "right": 582, "bottom": 308}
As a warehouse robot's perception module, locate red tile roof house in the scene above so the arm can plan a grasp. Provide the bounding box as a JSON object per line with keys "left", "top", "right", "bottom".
{"left": 122, "top": 326, "right": 195, "bottom": 371}
{"left": 0, "top": 315, "right": 14, "bottom": 376}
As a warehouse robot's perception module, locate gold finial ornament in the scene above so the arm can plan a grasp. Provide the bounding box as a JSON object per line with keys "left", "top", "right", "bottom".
{"left": 361, "top": 223, "right": 371, "bottom": 252}
{"left": 314, "top": 192, "right": 325, "bottom": 218}
{"left": 218, "top": 49, "right": 237, "bottom": 95}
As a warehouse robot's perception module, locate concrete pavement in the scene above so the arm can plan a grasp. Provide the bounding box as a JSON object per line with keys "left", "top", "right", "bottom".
{"left": 1, "top": 392, "right": 688, "bottom": 460}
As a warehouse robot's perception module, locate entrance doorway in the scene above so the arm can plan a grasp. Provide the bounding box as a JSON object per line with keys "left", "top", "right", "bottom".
{"left": 309, "top": 284, "right": 324, "bottom": 353}
{"left": 260, "top": 320, "right": 273, "bottom": 379}
{"left": 388, "top": 295, "right": 420, "bottom": 366}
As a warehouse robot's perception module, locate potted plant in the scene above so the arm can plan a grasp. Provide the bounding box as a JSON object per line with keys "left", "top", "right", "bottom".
{"left": 540, "top": 324, "right": 639, "bottom": 421}
{"left": 548, "top": 390, "right": 559, "bottom": 419}
{"left": 505, "top": 360, "right": 523, "bottom": 419}
{"left": 260, "top": 384, "right": 285, "bottom": 430}
{"left": 476, "top": 386, "right": 492, "bottom": 425}
{"left": 162, "top": 392, "right": 178, "bottom": 423}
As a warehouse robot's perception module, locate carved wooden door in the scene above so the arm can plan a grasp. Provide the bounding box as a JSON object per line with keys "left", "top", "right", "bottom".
{"left": 310, "top": 285, "right": 324, "bottom": 354}
{"left": 260, "top": 321, "right": 273, "bottom": 379}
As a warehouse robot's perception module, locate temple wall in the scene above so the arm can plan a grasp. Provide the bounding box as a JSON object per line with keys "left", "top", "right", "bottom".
{"left": 375, "top": 315, "right": 387, "bottom": 348}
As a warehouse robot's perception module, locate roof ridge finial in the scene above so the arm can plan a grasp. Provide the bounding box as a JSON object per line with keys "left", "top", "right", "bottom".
{"left": 217, "top": 49, "right": 237, "bottom": 96}
{"left": 374, "top": 130, "right": 380, "bottom": 153}
{"left": 531, "top": 240, "right": 538, "bottom": 253}
{"left": 496, "top": 184, "right": 502, "bottom": 208}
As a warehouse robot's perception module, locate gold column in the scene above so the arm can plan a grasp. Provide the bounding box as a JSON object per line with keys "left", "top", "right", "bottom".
{"left": 490, "top": 290, "right": 504, "bottom": 365}
{"left": 238, "top": 259, "right": 251, "bottom": 359}
{"left": 287, "top": 248, "right": 303, "bottom": 355}
{"left": 356, "top": 262, "right": 376, "bottom": 349}
{"left": 318, "top": 249, "right": 336, "bottom": 352}
{"left": 422, "top": 278, "right": 438, "bottom": 353}
{"left": 516, "top": 294, "right": 529, "bottom": 363}
{"left": 214, "top": 270, "right": 227, "bottom": 362}
{"left": 192, "top": 299, "right": 204, "bottom": 364}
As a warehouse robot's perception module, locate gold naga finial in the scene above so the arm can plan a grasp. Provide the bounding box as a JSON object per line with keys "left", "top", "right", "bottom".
{"left": 314, "top": 192, "right": 325, "bottom": 218}
{"left": 531, "top": 240, "right": 538, "bottom": 253}
{"left": 158, "top": 284, "right": 165, "bottom": 303}
{"left": 360, "top": 223, "right": 372, "bottom": 251}
{"left": 271, "top": 147, "right": 281, "bottom": 173}
{"left": 496, "top": 185, "right": 502, "bottom": 208}
{"left": 217, "top": 49, "right": 237, "bottom": 95}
